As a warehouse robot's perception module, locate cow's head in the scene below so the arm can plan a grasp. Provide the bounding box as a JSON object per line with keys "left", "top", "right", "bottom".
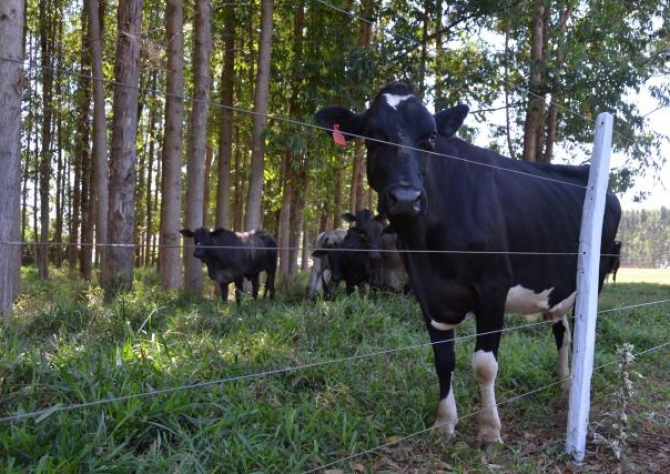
{"left": 341, "top": 209, "right": 386, "bottom": 260}
{"left": 315, "top": 81, "right": 469, "bottom": 219}
{"left": 180, "top": 227, "right": 224, "bottom": 261}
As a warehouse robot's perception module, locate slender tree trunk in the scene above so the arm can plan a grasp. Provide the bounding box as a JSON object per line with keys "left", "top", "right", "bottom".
{"left": 216, "top": 3, "right": 235, "bottom": 230}
{"left": 350, "top": 0, "right": 373, "bottom": 212}
{"left": 233, "top": 130, "right": 245, "bottom": 232}
{"left": 244, "top": 0, "right": 274, "bottom": 231}
{"left": 87, "top": 0, "right": 108, "bottom": 280}
{"left": 0, "top": 0, "right": 25, "bottom": 315}
{"left": 183, "top": 0, "right": 212, "bottom": 293}
{"left": 522, "top": 0, "right": 546, "bottom": 162}
{"left": 159, "top": 0, "right": 185, "bottom": 290}
{"left": 102, "top": 0, "right": 143, "bottom": 299}
{"left": 38, "top": 0, "right": 54, "bottom": 280}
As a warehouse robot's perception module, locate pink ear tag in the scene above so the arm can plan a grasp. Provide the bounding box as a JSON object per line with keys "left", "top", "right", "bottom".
{"left": 332, "top": 124, "right": 347, "bottom": 147}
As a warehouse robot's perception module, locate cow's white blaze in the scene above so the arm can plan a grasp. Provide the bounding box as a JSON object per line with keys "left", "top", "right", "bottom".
{"left": 505, "top": 284, "right": 576, "bottom": 319}
{"left": 472, "top": 350, "right": 502, "bottom": 444}
{"left": 383, "top": 93, "right": 413, "bottom": 110}
{"left": 432, "top": 385, "right": 457, "bottom": 438}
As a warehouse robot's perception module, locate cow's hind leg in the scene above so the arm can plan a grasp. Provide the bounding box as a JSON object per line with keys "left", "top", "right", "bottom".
{"left": 265, "top": 270, "right": 276, "bottom": 299}
{"left": 552, "top": 314, "right": 571, "bottom": 392}
{"left": 428, "top": 327, "right": 458, "bottom": 440}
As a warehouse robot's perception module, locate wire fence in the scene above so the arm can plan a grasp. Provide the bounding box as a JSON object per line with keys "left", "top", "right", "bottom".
{"left": 2, "top": 2, "right": 669, "bottom": 470}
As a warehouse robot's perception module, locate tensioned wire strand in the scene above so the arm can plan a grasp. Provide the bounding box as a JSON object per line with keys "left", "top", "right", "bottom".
{"left": 302, "top": 339, "right": 670, "bottom": 474}
{"left": 1, "top": 298, "right": 668, "bottom": 425}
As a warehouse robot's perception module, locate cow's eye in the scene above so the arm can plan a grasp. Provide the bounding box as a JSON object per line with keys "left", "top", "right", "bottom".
{"left": 420, "top": 132, "right": 437, "bottom": 151}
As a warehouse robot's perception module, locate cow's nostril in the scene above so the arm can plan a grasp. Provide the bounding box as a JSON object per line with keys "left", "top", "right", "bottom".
{"left": 387, "top": 185, "right": 424, "bottom": 216}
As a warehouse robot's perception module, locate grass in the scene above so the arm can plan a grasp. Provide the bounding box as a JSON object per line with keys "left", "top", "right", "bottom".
{"left": 1, "top": 267, "right": 669, "bottom": 473}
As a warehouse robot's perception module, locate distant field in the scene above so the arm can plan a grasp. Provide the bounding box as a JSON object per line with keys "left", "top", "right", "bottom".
{"left": 613, "top": 267, "right": 670, "bottom": 285}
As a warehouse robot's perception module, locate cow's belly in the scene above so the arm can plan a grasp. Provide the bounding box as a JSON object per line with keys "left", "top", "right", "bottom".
{"left": 505, "top": 284, "right": 576, "bottom": 319}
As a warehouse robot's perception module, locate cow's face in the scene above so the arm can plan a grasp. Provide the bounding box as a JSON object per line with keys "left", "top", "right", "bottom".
{"left": 316, "top": 82, "right": 469, "bottom": 219}
{"left": 341, "top": 209, "right": 385, "bottom": 260}
{"left": 180, "top": 227, "right": 218, "bottom": 261}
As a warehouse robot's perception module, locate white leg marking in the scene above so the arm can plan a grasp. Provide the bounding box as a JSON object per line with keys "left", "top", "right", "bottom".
{"left": 549, "top": 291, "right": 576, "bottom": 318}
{"left": 430, "top": 319, "right": 456, "bottom": 331}
{"left": 432, "top": 386, "right": 457, "bottom": 439}
{"left": 472, "top": 350, "right": 503, "bottom": 444}
{"left": 383, "top": 93, "right": 413, "bottom": 110}
{"left": 558, "top": 315, "right": 571, "bottom": 391}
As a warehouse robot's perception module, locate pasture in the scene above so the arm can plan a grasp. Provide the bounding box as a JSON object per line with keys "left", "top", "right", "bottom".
{"left": 1, "top": 268, "right": 669, "bottom": 473}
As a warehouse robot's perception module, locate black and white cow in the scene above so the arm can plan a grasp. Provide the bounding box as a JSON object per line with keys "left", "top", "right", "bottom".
{"left": 307, "top": 228, "right": 347, "bottom": 300}
{"left": 316, "top": 82, "right": 621, "bottom": 445}
{"left": 180, "top": 227, "right": 277, "bottom": 304}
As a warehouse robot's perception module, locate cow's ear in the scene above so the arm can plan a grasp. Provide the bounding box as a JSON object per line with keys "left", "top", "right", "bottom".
{"left": 211, "top": 228, "right": 225, "bottom": 237}
{"left": 434, "top": 104, "right": 469, "bottom": 139}
{"left": 340, "top": 212, "right": 356, "bottom": 224}
{"left": 180, "top": 229, "right": 194, "bottom": 238}
{"left": 315, "top": 106, "right": 365, "bottom": 143}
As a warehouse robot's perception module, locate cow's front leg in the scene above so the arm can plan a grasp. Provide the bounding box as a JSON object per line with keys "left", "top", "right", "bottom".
{"left": 219, "top": 281, "right": 230, "bottom": 303}
{"left": 233, "top": 277, "right": 244, "bottom": 305}
{"left": 428, "top": 326, "right": 458, "bottom": 440}
{"left": 473, "top": 300, "right": 505, "bottom": 446}
{"left": 249, "top": 274, "right": 260, "bottom": 299}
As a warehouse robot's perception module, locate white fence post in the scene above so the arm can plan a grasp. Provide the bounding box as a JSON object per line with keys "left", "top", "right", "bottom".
{"left": 566, "top": 112, "right": 614, "bottom": 461}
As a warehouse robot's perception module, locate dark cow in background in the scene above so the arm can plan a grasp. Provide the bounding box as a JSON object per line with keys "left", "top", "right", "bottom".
{"left": 606, "top": 240, "right": 622, "bottom": 282}
{"left": 313, "top": 210, "right": 379, "bottom": 298}
{"left": 180, "top": 227, "right": 277, "bottom": 304}
{"left": 316, "top": 81, "right": 621, "bottom": 446}
{"left": 306, "top": 228, "right": 347, "bottom": 300}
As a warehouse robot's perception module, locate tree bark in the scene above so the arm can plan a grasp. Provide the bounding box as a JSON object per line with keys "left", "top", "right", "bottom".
{"left": 0, "top": 0, "right": 25, "bottom": 315}
{"left": 87, "top": 0, "right": 108, "bottom": 280}
{"left": 216, "top": 3, "right": 235, "bottom": 230}
{"left": 183, "top": 0, "right": 212, "bottom": 293}
{"left": 102, "top": 0, "right": 143, "bottom": 299}
{"left": 244, "top": 0, "right": 274, "bottom": 231}
{"left": 159, "top": 0, "right": 184, "bottom": 290}
{"left": 38, "top": 0, "right": 54, "bottom": 280}
{"left": 522, "top": 0, "right": 546, "bottom": 162}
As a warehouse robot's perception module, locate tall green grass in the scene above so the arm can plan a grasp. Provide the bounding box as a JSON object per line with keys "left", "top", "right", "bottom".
{"left": 1, "top": 268, "right": 669, "bottom": 472}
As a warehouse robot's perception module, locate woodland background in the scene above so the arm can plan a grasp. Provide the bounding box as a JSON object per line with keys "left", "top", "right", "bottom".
{"left": 0, "top": 0, "right": 669, "bottom": 311}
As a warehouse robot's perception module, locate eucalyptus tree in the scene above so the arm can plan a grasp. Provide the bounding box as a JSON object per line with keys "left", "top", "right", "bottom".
{"left": 0, "top": 0, "right": 24, "bottom": 314}
{"left": 159, "top": 0, "right": 185, "bottom": 290}
{"left": 101, "top": 0, "right": 143, "bottom": 298}
{"left": 244, "top": 0, "right": 274, "bottom": 232}
{"left": 183, "top": 0, "right": 213, "bottom": 294}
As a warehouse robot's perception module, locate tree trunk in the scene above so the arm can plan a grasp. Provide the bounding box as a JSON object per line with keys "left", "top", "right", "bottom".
{"left": 183, "top": 0, "right": 212, "bottom": 293}
{"left": 38, "top": 0, "right": 54, "bottom": 280}
{"left": 87, "top": 0, "right": 108, "bottom": 280}
{"left": 159, "top": 0, "right": 185, "bottom": 290}
{"left": 522, "top": 0, "right": 546, "bottom": 162}
{"left": 0, "top": 0, "right": 25, "bottom": 315}
{"left": 216, "top": 3, "right": 235, "bottom": 230}
{"left": 102, "top": 0, "right": 143, "bottom": 299}
{"left": 244, "top": 0, "right": 274, "bottom": 231}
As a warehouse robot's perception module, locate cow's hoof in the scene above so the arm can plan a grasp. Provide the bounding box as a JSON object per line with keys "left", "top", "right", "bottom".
{"left": 430, "top": 420, "right": 456, "bottom": 441}
{"left": 476, "top": 429, "right": 503, "bottom": 449}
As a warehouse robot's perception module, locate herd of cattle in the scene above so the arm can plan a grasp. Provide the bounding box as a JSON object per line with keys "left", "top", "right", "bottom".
{"left": 179, "top": 207, "right": 412, "bottom": 304}
{"left": 181, "top": 81, "right": 625, "bottom": 446}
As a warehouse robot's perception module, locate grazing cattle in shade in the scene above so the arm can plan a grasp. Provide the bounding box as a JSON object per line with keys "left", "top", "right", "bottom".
{"left": 606, "top": 240, "right": 622, "bottom": 282}
{"left": 307, "top": 228, "right": 347, "bottom": 300}
{"left": 180, "top": 227, "right": 277, "bottom": 304}
{"left": 316, "top": 81, "right": 621, "bottom": 445}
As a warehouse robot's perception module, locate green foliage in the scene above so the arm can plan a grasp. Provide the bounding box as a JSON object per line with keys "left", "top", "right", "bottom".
{"left": 617, "top": 207, "right": 670, "bottom": 267}
{"left": 2, "top": 268, "right": 670, "bottom": 472}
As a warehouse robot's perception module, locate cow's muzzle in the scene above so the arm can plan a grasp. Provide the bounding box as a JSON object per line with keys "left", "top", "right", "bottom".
{"left": 385, "top": 184, "right": 425, "bottom": 217}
